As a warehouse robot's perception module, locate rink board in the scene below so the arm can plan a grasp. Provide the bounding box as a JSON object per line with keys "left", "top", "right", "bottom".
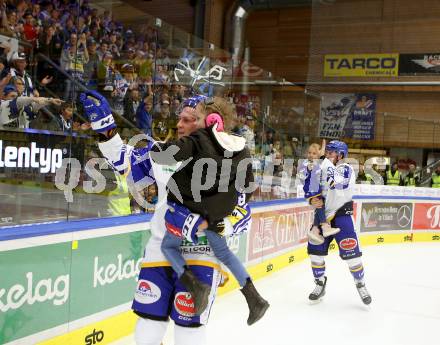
{"left": 0, "top": 186, "right": 440, "bottom": 345}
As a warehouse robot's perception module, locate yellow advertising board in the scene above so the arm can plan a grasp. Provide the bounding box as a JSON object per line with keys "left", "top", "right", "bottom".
{"left": 324, "top": 54, "right": 399, "bottom": 77}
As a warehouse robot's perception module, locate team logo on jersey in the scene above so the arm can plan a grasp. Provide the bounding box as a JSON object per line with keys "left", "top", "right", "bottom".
{"left": 165, "top": 221, "right": 182, "bottom": 237}
{"left": 340, "top": 238, "right": 357, "bottom": 251}
{"left": 134, "top": 280, "right": 161, "bottom": 304}
{"left": 174, "top": 292, "right": 196, "bottom": 317}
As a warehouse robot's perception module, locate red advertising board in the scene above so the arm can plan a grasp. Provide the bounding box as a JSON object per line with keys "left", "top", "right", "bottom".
{"left": 412, "top": 203, "right": 440, "bottom": 230}
{"left": 248, "top": 205, "right": 314, "bottom": 261}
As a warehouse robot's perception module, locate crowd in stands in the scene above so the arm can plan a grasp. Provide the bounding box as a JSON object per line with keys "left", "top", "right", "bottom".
{"left": 0, "top": 0, "right": 437, "bottom": 191}
{"left": 0, "top": 0, "right": 304, "bottom": 178}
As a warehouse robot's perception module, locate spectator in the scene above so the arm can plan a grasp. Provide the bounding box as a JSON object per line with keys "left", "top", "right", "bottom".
{"left": 405, "top": 163, "right": 419, "bottom": 187}
{"left": 6, "top": 52, "right": 37, "bottom": 97}
{"left": 431, "top": 165, "right": 440, "bottom": 188}
{"left": 83, "top": 39, "right": 99, "bottom": 88}
{"left": 117, "top": 47, "right": 135, "bottom": 70}
{"left": 123, "top": 87, "right": 141, "bottom": 123}
{"left": 384, "top": 162, "right": 404, "bottom": 186}
{"left": 2, "top": 84, "right": 17, "bottom": 100}
{"left": 41, "top": 102, "right": 89, "bottom": 133}
{"left": 272, "top": 140, "right": 284, "bottom": 176}
{"left": 1, "top": 89, "right": 62, "bottom": 128}
{"left": 38, "top": 24, "right": 63, "bottom": 81}
{"left": 282, "top": 137, "right": 294, "bottom": 160}
{"left": 120, "top": 63, "right": 136, "bottom": 90}
{"left": 62, "top": 17, "right": 76, "bottom": 42}
{"left": 0, "top": 71, "right": 12, "bottom": 95}
{"left": 136, "top": 95, "right": 153, "bottom": 136}
{"left": 1, "top": 10, "right": 18, "bottom": 38}
{"left": 60, "top": 32, "right": 89, "bottom": 100}
{"left": 23, "top": 11, "right": 38, "bottom": 47}
{"left": 239, "top": 115, "right": 256, "bottom": 154}
{"left": 356, "top": 163, "right": 373, "bottom": 184}
{"left": 96, "top": 41, "right": 109, "bottom": 61}
{"left": 290, "top": 137, "right": 302, "bottom": 158}
{"left": 97, "top": 51, "right": 114, "bottom": 91}
{"left": 152, "top": 99, "right": 174, "bottom": 141}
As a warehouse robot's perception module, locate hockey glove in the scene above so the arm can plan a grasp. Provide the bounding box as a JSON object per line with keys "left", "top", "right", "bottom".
{"left": 79, "top": 90, "right": 116, "bottom": 133}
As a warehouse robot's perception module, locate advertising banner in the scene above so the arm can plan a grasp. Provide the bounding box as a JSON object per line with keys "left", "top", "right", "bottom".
{"left": 226, "top": 232, "right": 248, "bottom": 263}
{"left": 318, "top": 93, "right": 354, "bottom": 139}
{"left": 324, "top": 54, "right": 399, "bottom": 77}
{"left": 360, "top": 202, "right": 413, "bottom": 232}
{"left": 247, "top": 206, "right": 313, "bottom": 261}
{"left": 0, "top": 230, "right": 149, "bottom": 344}
{"left": 318, "top": 93, "right": 376, "bottom": 140}
{"left": 399, "top": 53, "right": 440, "bottom": 75}
{"left": 344, "top": 94, "right": 376, "bottom": 140}
{"left": 412, "top": 203, "right": 440, "bottom": 230}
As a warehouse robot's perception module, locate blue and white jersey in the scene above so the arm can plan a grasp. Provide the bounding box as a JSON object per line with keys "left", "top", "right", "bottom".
{"left": 323, "top": 160, "right": 355, "bottom": 220}
{"left": 97, "top": 133, "right": 248, "bottom": 269}
{"left": 301, "top": 159, "right": 322, "bottom": 200}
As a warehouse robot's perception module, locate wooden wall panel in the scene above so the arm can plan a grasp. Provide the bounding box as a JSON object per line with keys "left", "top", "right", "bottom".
{"left": 245, "top": 6, "right": 311, "bottom": 83}
{"left": 119, "top": 0, "right": 195, "bottom": 34}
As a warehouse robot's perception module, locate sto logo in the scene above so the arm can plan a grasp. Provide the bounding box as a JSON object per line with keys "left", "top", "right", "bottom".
{"left": 340, "top": 238, "right": 357, "bottom": 251}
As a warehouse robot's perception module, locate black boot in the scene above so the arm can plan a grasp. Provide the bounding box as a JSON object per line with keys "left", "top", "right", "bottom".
{"left": 179, "top": 268, "right": 211, "bottom": 315}
{"left": 240, "top": 278, "right": 270, "bottom": 326}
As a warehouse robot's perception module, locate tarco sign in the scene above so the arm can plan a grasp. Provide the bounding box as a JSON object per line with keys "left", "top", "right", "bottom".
{"left": 248, "top": 206, "right": 313, "bottom": 261}
{"left": 324, "top": 54, "right": 399, "bottom": 77}
{"left": 413, "top": 203, "right": 440, "bottom": 230}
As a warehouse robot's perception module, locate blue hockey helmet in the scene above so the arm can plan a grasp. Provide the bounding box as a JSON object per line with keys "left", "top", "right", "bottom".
{"left": 181, "top": 94, "right": 207, "bottom": 109}
{"left": 325, "top": 140, "right": 348, "bottom": 158}
{"left": 176, "top": 94, "right": 208, "bottom": 116}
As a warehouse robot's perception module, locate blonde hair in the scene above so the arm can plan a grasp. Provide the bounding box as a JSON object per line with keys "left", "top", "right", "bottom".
{"left": 196, "top": 96, "right": 236, "bottom": 131}
{"left": 309, "top": 143, "right": 321, "bottom": 152}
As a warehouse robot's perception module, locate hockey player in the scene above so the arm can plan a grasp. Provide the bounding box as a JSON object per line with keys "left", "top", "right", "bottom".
{"left": 155, "top": 95, "right": 269, "bottom": 324}
{"left": 301, "top": 141, "right": 340, "bottom": 245}
{"left": 79, "top": 90, "right": 258, "bottom": 345}
{"left": 307, "top": 140, "right": 372, "bottom": 305}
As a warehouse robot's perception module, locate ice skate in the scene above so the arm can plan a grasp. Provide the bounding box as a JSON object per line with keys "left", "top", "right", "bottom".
{"left": 321, "top": 223, "right": 340, "bottom": 237}
{"left": 241, "top": 279, "right": 270, "bottom": 325}
{"left": 179, "top": 268, "right": 211, "bottom": 315}
{"left": 308, "top": 226, "right": 325, "bottom": 245}
{"left": 309, "top": 276, "right": 327, "bottom": 302}
{"left": 356, "top": 281, "right": 372, "bottom": 305}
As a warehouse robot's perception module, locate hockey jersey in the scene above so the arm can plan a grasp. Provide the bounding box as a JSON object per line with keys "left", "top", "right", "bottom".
{"left": 98, "top": 133, "right": 224, "bottom": 269}
{"left": 321, "top": 159, "right": 355, "bottom": 220}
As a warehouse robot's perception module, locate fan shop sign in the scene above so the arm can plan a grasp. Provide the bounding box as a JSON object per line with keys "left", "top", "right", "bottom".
{"left": 412, "top": 203, "right": 440, "bottom": 230}
{"left": 247, "top": 206, "right": 313, "bottom": 261}
{"left": 324, "top": 54, "right": 399, "bottom": 77}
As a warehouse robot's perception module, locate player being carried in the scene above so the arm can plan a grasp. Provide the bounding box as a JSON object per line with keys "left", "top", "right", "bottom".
{"left": 301, "top": 139, "right": 340, "bottom": 245}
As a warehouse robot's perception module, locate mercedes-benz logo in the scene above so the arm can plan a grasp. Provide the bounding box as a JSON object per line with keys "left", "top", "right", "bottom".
{"left": 397, "top": 205, "right": 411, "bottom": 228}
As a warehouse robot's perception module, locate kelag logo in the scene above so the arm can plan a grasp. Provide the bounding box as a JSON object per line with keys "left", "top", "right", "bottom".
{"left": 85, "top": 329, "right": 104, "bottom": 345}
{"left": 324, "top": 54, "right": 399, "bottom": 77}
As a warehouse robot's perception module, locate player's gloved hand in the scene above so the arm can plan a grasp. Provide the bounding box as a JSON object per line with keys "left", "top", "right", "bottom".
{"left": 79, "top": 90, "right": 116, "bottom": 133}
{"left": 226, "top": 203, "right": 251, "bottom": 236}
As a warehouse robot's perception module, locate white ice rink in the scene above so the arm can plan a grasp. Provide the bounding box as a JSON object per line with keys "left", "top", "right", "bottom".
{"left": 113, "top": 242, "right": 440, "bottom": 345}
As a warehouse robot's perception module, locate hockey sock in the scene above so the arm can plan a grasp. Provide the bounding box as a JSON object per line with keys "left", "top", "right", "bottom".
{"left": 346, "top": 257, "right": 365, "bottom": 282}
{"left": 309, "top": 254, "right": 326, "bottom": 281}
